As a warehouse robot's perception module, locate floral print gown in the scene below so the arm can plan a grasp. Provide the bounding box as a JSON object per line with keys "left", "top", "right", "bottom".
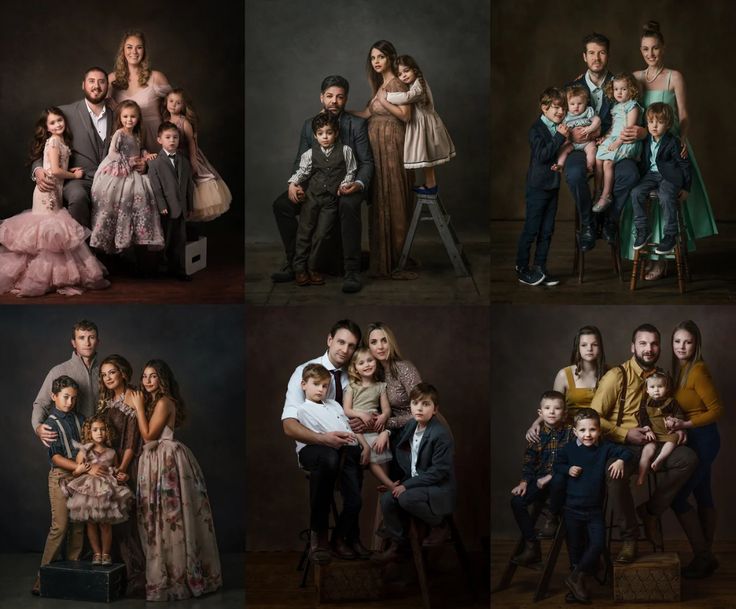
{"left": 137, "top": 425, "right": 222, "bottom": 601}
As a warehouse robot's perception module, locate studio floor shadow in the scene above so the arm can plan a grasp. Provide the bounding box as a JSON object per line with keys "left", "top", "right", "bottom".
{"left": 491, "top": 221, "right": 736, "bottom": 304}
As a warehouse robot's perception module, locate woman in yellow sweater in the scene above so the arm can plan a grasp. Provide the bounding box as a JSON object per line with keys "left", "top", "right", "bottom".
{"left": 667, "top": 320, "right": 722, "bottom": 578}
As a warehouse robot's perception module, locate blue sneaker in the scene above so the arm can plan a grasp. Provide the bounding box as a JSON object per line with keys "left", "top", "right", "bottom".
{"left": 413, "top": 184, "right": 438, "bottom": 195}
{"left": 537, "top": 267, "right": 560, "bottom": 287}
{"left": 633, "top": 229, "right": 651, "bottom": 251}
{"left": 516, "top": 266, "right": 545, "bottom": 286}
{"left": 654, "top": 234, "right": 676, "bottom": 254}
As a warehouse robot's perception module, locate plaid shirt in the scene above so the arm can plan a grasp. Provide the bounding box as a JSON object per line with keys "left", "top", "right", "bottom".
{"left": 521, "top": 424, "right": 573, "bottom": 483}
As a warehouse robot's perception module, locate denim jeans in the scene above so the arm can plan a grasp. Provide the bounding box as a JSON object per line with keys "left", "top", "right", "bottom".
{"left": 564, "top": 506, "right": 605, "bottom": 573}
{"left": 510, "top": 474, "right": 566, "bottom": 541}
{"left": 672, "top": 423, "right": 720, "bottom": 513}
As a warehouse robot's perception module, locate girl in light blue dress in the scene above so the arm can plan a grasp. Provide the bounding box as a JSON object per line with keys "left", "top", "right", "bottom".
{"left": 592, "top": 73, "right": 642, "bottom": 213}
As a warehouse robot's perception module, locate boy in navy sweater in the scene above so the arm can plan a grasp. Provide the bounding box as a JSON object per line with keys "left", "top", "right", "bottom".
{"left": 555, "top": 408, "right": 632, "bottom": 603}
{"left": 515, "top": 87, "right": 568, "bottom": 287}
{"left": 630, "top": 102, "right": 691, "bottom": 255}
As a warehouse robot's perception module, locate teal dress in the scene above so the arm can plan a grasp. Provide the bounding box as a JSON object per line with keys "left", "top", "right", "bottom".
{"left": 619, "top": 70, "right": 718, "bottom": 260}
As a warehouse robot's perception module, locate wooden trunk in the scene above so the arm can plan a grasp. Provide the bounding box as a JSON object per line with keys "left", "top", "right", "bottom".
{"left": 40, "top": 560, "right": 125, "bottom": 602}
{"left": 315, "top": 559, "right": 383, "bottom": 603}
{"left": 613, "top": 552, "right": 680, "bottom": 602}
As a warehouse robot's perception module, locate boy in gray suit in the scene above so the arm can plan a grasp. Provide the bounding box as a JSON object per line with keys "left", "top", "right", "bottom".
{"left": 374, "top": 382, "right": 456, "bottom": 562}
{"left": 147, "top": 121, "right": 193, "bottom": 280}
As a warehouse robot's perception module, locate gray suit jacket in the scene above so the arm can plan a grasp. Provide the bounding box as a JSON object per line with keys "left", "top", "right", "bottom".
{"left": 294, "top": 111, "right": 373, "bottom": 188}
{"left": 395, "top": 416, "right": 456, "bottom": 515}
{"left": 147, "top": 150, "right": 193, "bottom": 219}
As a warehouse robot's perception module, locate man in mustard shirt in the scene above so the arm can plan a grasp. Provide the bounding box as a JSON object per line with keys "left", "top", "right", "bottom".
{"left": 591, "top": 324, "right": 697, "bottom": 563}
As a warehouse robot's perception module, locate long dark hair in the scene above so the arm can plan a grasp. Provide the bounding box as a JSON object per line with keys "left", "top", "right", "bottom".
{"left": 28, "top": 107, "right": 73, "bottom": 164}
{"left": 141, "top": 359, "right": 186, "bottom": 427}
{"left": 96, "top": 355, "right": 133, "bottom": 413}
{"left": 569, "top": 325, "right": 607, "bottom": 384}
{"left": 365, "top": 40, "right": 398, "bottom": 96}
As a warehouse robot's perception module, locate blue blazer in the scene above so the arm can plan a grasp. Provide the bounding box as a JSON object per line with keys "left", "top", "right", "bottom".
{"left": 568, "top": 72, "right": 615, "bottom": 134}
{"left": 395, "top": 417, "right": 456, "bottom": 516}
{"left": 526, "top": 118, "right": 566, "bottom": 191}
{"left": 638, "top": 132, "right": 691, "bottom": 191}
{"left": 294, "top": 111, "right": 374, "bottom": 189}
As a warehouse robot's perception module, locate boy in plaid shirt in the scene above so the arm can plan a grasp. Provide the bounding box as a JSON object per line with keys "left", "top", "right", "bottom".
{"left": 509, "top": 390, "right": 572, "bottom": 565}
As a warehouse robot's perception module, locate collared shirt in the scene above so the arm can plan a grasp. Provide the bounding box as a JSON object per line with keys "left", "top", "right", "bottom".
{"left": 585, "top": 71, "right": 609, "bottom": 114}
{"left": 32, "top": 351, "right": 99, "bottom": 430}
{"left": 410, "top": 425, "right": 426, "bottom": 477}
{"left": 46, "top": 407, "right": 84, "bottom": 466}
{"left": 539, "top": 114, "right": 558, "bottom": 138}
{"left": 294, "top": 399, "right": 355, "bottom": 453}
{"left": 591, "top": 356, "right": 650, "bottom": 442}
{"left": 521, "top": 423, "right": 573, "bottom": 483}
{"left": 288, "top": 145, "right": 357, "bottom": 188}
{"left": 649, "top": 137, "right": 662, "bottom": 173}
{"left": 282, "top": 351, "right": 348, "bottom": 421}
{"left": 85, "top": 100, "right": 108, "bottom": 141}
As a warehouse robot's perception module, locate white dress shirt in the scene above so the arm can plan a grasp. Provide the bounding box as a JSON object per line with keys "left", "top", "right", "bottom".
{"left": 85, "top": 100, "right": 109, "bottom": 141}
{"left": 294, "top": 398, "right": 355, "bottom": 453}
{"left": 410, "top": 425, "right": 426, "bottom": 477}
{"left": 282, "top": 351, "right": 348, "bottom": 421}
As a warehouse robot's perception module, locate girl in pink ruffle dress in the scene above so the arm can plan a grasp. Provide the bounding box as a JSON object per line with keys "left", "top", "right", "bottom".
{"left": 0, "top": 108, "right": 109, "bottom": 296}
{"left": 62, "top": 415, "right": 133, "bottom": 566}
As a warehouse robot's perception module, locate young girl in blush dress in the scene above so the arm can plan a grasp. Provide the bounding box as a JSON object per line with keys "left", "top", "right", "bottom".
{"left": 160, "top": 88, "right": 231, "bottom": 221}
{"left": 62, "top": 415, "right": 133, "bottom": 566}
{"left": 0, "top": 108, "right": 109, "bottom": 296}
{"left": 131, "top": 360, "right": 222, "bottom": 601}
{"left": 90, "top": 100, "right": 164, "bottom": 254}
{"left": 342, "top": 347, "right": 394, "bottom": 489}
{"left": 382, "top": 55, "right": 456, "bottom": 194}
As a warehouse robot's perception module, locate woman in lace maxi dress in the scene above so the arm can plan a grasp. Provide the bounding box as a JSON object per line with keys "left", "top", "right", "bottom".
{"left": 131, "top": 359, "right": 222, "bottom": 601}
{"left": 96, "top": 355, "right": 146, "bottom": 597}
{"left": 354, "top": 41, "right": 415, "bottom": 279}
{"left": 109, "top": 30, "right": 172, "bottom": 154}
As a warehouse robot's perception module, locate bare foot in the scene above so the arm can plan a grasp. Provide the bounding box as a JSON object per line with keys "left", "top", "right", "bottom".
{"left": 644, "top": 260, "right": 667, "bottom": 281}
{"left": 651, "top": 460, "right": 662, "bottom": 472}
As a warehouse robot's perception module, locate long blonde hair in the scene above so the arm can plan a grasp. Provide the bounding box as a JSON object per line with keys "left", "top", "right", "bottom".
{"left": 365, "top": 322, "right": 404, "bottom": 380}
{"left": 347, "top": 347, "right": 379, "bottom": 386}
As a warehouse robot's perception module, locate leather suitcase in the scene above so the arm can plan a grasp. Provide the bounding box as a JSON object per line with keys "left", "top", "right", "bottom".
{"left": 40, "top": 560, "right": 125, "bottom": 602}
{"left": 613, "top": 552, "right": 680, "bottom": 602}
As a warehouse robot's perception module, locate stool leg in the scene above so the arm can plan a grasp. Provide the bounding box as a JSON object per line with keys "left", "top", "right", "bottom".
{"left": 495, "top": 538, "right": 524, "bottom": 592}
{"left": 397, "top": 196, "right": 423, "bottom": 271}
{"left": 447, "top": 516, "right": 477, "bottom": 600}
{"left": 630, "top": 249, "right": 640, "bottom": 290}
{"left": 409, "top": 519, "right": 431, "bottom": 609}
{"left": 534, "top": 519, "right": 566, "bottom": 602}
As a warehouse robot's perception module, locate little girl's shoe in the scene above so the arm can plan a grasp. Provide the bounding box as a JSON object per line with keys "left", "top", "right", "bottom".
{"left": 101, "top": 554, "right": 112, "bottom": 566}
{"left": 92, "top": 553, "right": 103, "bottom": 565}
{"left": 592, "top": 194, "right": 613, "bottom": 213}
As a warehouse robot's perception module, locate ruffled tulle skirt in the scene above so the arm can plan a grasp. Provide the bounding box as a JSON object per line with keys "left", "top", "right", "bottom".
{"left": 62, "top": 472, "right": 132, "bottom": 524}
{"left": 191, "top": 150, "right": 232, "bottom": 222}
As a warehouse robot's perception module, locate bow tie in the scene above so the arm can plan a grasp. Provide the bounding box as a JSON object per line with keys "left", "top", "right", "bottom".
{"left": 167, "top": 154, "right": 176, "bottom": 159}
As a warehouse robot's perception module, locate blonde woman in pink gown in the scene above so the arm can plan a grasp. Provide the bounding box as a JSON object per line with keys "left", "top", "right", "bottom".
{"left": 109, "top": 31, "right": 171, "bottom": 155}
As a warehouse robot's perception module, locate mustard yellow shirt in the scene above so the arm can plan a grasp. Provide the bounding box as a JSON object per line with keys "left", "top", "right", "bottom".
{"left": 674, "top": 361, "right": 723, "bottom": 427}
{"left": 591, "top": 357, "right": 647, "bottom": 443}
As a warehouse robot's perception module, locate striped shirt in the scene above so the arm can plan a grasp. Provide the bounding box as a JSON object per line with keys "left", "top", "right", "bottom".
{"left": 521, "top": 424, "right": 573, "bottom": 483}
{"left": 45, "top": 407, "right": 85, "bottom": 466}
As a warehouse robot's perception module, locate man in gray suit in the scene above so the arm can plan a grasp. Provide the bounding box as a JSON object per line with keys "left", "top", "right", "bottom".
{"left": 147, "top": 121, "right": 193, "bottom": 280}
{"left": 272, "top": 75, "right": 374, "bottom": 293}
{"left": 33, "top": 67, "right": 145, "bottom": 228}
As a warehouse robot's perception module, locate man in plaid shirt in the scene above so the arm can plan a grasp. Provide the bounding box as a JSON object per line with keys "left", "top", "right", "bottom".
{"left": 510, "top": 390, "right": 573, "bottom": 565}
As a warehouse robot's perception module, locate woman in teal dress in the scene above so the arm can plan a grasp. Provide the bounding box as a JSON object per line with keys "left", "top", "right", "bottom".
{"left": 619, "top": 21, "right": 717, "bottom": 280}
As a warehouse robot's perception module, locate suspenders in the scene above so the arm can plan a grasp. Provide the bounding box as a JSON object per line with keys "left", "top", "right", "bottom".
{"left": 616, "top": 365, "right": 645, "bottom": 427}
{"left": 47, "top": 414, "right": 82, "bottom": 459}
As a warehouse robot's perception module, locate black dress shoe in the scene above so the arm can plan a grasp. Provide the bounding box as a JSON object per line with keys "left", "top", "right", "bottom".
{"left": 602, "top": 222, "right": 617, "bottom": 244}
{"left": 342, "top": 272, "right": 362, "bottom": 293}
{"left": 579, "top": 226, "right": 596, "bottom": 252}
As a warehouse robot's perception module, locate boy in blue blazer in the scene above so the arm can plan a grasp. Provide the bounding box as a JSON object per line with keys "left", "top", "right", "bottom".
{"left": 630, "top": 102, "right": 691, "bottom": 254}
{"left": 373, "top": 383, "right": 455, "bottom": 562}
{"left": 516, "top": 87, "right": 569, "bottom": 287}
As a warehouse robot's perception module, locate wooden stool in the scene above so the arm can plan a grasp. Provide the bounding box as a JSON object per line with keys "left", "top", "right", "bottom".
{"left": 408, "top": 514, "right": 476, "bottom": 609}
{"left": 572, "top": 207, "right": 622, "bottom": 283}
{"left": 629, "top": 192, "right": 690, "bottom": 293}
{"left": 397, "top": 192, "right": 470, "bottom": 277}
{"left": 493, "top": 501, "right": 567, "bottom": 602}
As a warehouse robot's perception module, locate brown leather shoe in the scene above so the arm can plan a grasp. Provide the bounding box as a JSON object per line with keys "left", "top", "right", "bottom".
{"left": 308, "top": 271, "right": 325, "bottom": 285}
{"left": 564, "top": 569, "right": 591, "bottom": 604}
{"left": 295, "top": 272, "right": 310, "bottom": 286}
{"left": 637, "top": 502, "right": 662, "bottom": 547}
{"left": 422, "top": 522, "right": 451, "bottom": 547}
{"left": 350, "top": 539, "right": 371, "bottom": 559}
{"left": 537, "top": 515, "right": 559, "bottom": 539}
{"left": 309, "top": 530, "right": 331, "bottom": 565}
{"left": 370, "top": 539, "right": 410, "bottom": 564}
{"left": 511, "top": 540, "right": 541, "bottom": 566}
{"left": 615, "top": 539, "right": 637, "bottom": 563}
{"left": 332, "top": 538, "right": 357, "bottom": 560}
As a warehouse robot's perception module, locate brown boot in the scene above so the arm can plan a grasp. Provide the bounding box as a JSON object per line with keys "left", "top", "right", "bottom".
{"left": 636, "top": 502, "right": 663, "bottom": 548}
{"left": 308, "top": 270, "right": 325, "bottom": 285}
{"left": 564, "top": 569, "right": 591, "bottom": 604}
{"left": 615, "top": 540, "right": 637, "bottom": 563}
{"left": 370, "top": 539, "right": 410, "bottom": 564}
{"left": 331, "top": 538, "right": 357, "bottom": 560}
{"left": 537, "top": 515, "right": 559, "bottom": 539}
{"left": 309, "top": 530, "right": 331, "bottom": 565}
{"left": 676, "top": 509, "right": 717, "bottom": 578}
{"left": 295, "top": 272, "right": 310, "bottom": 286}
{"left": 511, "top": 540, "right": 541, "bottom": 566}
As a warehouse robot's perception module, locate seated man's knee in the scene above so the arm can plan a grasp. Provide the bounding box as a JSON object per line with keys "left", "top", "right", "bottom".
{"left": 564, "top": 154, "right": 587, "bottom": 184}
{"left": 317, "top": 448, "right": 340, "bottom": 474}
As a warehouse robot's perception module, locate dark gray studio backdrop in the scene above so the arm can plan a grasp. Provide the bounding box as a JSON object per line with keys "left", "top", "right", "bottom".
{"left": 246, "top": 306, "right": 491, "bottom": 551}
{"left": 491, "top": 0, "right": 736, "bottom": 221}
{"left": 491, "top": 306, "right": 736, "bottom": 541}
{"left": 245, "top": 0, "right": 490, "bottom": 241}
{"left": 0, "top": 306, "right": 245, "bottom": 553}
{"left": 0, "top": 0, "right": 244, "bottom": 227}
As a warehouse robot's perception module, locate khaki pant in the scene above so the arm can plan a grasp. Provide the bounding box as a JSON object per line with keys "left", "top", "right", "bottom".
{"left": 40, "top": 467, "right": 84, "bottom": 566}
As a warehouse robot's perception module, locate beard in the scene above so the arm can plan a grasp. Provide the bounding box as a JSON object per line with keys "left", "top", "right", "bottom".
{"left": 634, "top": 353, "right": 658, "bottom": 370}
{"left": 84, "top": 89, "right": 107, "bottom": 104}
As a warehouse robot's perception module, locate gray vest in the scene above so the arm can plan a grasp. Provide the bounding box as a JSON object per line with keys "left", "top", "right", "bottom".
{"left": 307, "top": 140, "right": 346, "bottom": 196}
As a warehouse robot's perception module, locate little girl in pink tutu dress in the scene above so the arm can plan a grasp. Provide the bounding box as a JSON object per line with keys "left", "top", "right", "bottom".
{"left": 0, "top": 108, "right": 109, "bottom": 296}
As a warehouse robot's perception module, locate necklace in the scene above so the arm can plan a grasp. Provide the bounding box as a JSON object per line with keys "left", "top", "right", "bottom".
{"left": 645, "top": 66, "right": 664, "bottom": 83}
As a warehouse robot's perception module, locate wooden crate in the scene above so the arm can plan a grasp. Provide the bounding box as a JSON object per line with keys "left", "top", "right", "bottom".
{"left": 613, "top": 552, "right": 680, "bottom": 602}
{"left": 315, "top": 559, "right": 383, "bottom": 603}
{"left": 40, "top": 560, "right": 125, "bottom": 602}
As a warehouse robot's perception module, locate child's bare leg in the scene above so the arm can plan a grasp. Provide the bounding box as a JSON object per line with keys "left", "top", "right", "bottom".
{"left": 584, "top": 142, "right": 597, "bottom": 174}
{"left": 552, "top": 143, "right": 573, "bottom": 172}
{"left": 637, "top": 442, "right": 656, "bottom": 485}
{"left": 424, "top": 166, "right": 437, "bottom": 188}
{"left": 601, "top": 160, "right": 613, "bottom": 197}
{"left": 87, "top": 522, "right": 102, "bottom": 555}
{"left": 369, "top": 462, "right": 395, "bottom": 489}
{"left": 651, "top": 441, "right": 676, "bottom": 471}
{"left": 100, "top": 523, "right": 112, "bottom": 555}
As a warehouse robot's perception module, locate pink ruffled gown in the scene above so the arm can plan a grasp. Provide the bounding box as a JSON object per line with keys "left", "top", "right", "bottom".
{"left": 0, "top": 137, "right": 109, "bottom": 297}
